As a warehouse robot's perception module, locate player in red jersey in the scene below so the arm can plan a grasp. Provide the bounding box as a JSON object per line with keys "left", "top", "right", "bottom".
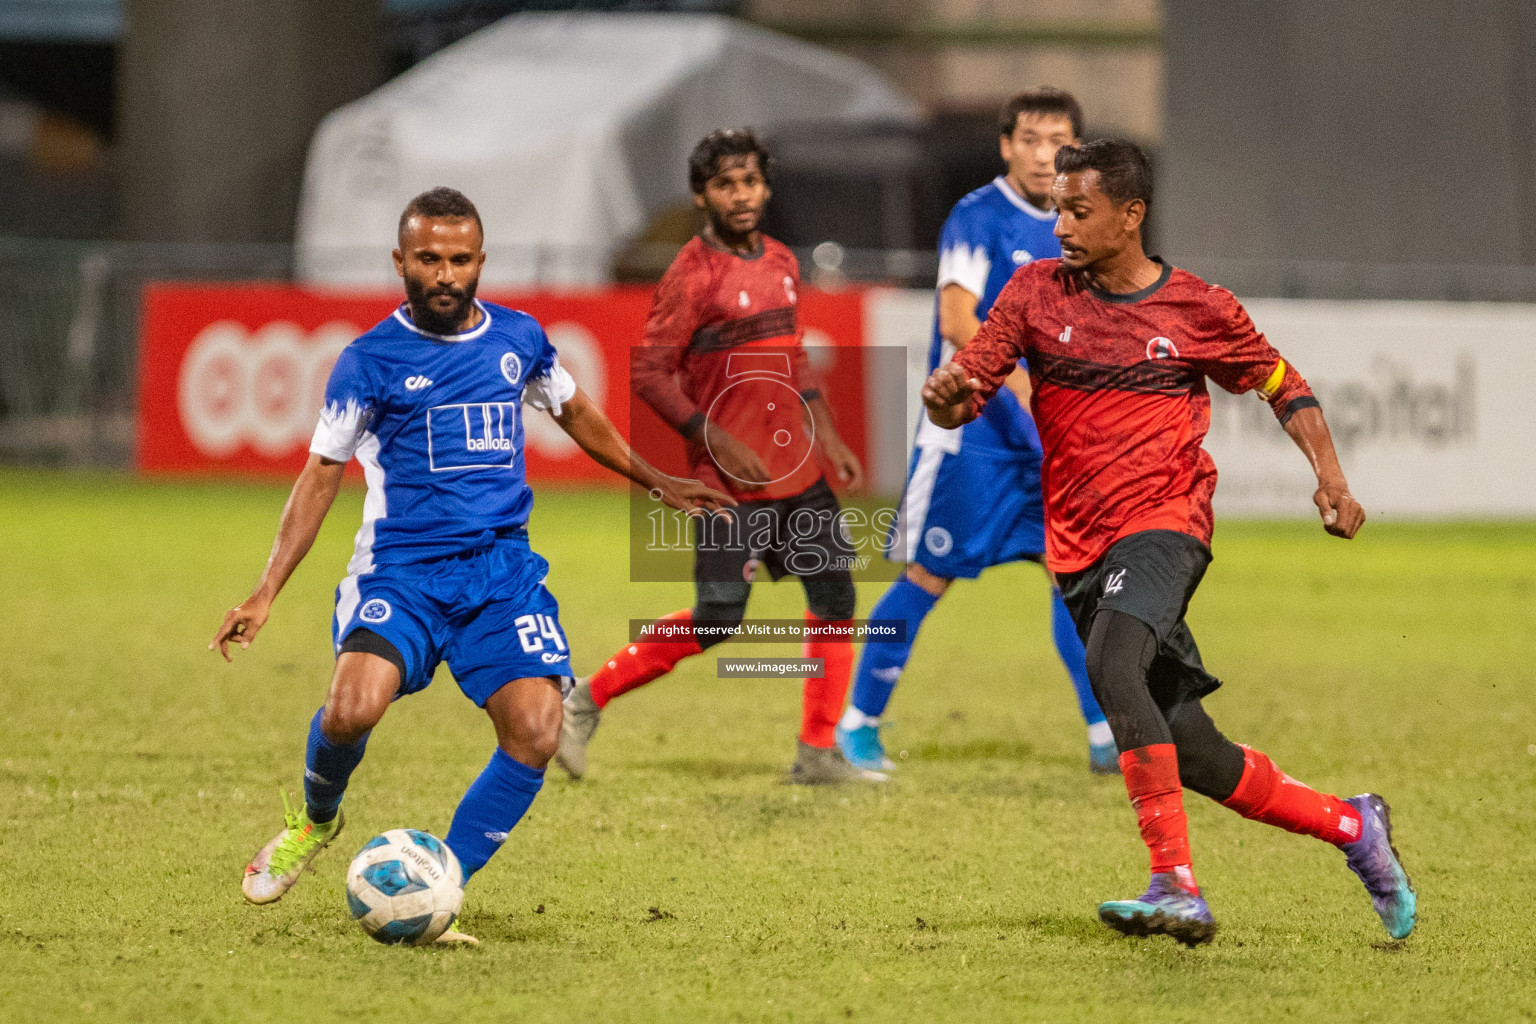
{"left": 555, "top": 128, "right": 885, "bottom": 785}
{"left": 923, "top": 140, "right": 1415, "bottom": 946}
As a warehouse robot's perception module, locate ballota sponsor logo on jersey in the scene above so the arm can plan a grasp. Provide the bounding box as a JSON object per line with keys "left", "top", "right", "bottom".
{"left": 136, "top": 284, "right": 870, "bottom": 482}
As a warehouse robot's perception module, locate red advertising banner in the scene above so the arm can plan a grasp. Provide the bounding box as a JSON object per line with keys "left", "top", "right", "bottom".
{"left": 136, "top": 284, "right": 869, "bottom": 483}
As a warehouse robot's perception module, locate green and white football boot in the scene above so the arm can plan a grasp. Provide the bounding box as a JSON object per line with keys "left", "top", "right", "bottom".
{"left": 242, "top": 792, "right": 344, "bottom": 905}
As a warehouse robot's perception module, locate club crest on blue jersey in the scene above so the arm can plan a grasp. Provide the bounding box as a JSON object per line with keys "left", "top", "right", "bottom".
{"left": 359, "top": 598, "right": 392, "bottom": 624}
{"left": 500, "top": 352, "right": 523, "bottom": 386}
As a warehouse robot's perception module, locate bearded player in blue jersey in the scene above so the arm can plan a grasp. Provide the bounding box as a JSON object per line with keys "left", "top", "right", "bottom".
{"left": 210, "top": 188, "right": 731, "bottom": 942}
{"left": 837, "top": 88, "right": 1117, "bottom": 774}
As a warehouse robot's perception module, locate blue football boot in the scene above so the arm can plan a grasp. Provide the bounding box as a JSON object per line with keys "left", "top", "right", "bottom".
{"left": 1341, "top": 794, "right": 1416, "bottom": 940}
{"left": 1098, "top": 872, "right": 1217, "bottom": 947}
{"left": 836, "top": 722, "right": 895, "bottom": 772}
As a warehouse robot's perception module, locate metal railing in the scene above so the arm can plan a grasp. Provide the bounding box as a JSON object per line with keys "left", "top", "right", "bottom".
{"left": 0, "top": 238, "right": 291, "bottom": 464}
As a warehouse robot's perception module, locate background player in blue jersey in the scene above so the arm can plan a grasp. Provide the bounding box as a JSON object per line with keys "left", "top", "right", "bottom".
{"left": 837, "top": 89, "right": 1117, "bottom": 774}
{"left": 210, "top": 188, "right": 730, "bottom": 941}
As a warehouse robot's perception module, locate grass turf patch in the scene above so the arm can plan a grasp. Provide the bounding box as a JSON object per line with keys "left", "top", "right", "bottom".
{"left": 1, "top": 470, "right": 1533, "bottom": 1022}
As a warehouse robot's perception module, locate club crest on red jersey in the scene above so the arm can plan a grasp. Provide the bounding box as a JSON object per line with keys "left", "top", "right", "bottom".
{"left": 1146, "top": 336, "right": 1179, "bottom": 360}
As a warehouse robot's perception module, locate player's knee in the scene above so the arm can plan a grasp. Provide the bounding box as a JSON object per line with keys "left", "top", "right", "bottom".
{"left": 805, "top": 579, "right": 856, "bottom": 622}
{"left": 501, "top": 696, "right": 561, "bottom": 763}
{"left": 692, "top": 601, "right": 745, "bottom": 651}
{"left": 321, "top": 691, "right": 387, "bottom": 746}
{"left": 1084, "top": 610, "right": 1155, "bottom": 693}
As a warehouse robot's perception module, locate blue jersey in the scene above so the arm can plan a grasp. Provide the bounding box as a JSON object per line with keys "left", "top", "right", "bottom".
{"left": 310, "top": 299, "right": 576, "bottom": 571}
{"left": 923, "top": 176, "right": 1060, "bottom": 457}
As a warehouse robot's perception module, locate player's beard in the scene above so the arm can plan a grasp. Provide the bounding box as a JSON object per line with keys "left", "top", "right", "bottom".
{"left": 708, "top": 206, "right": 762, "bottom": 249}
{"left": 405, "top": 276, "right": 479, "bottom": 335}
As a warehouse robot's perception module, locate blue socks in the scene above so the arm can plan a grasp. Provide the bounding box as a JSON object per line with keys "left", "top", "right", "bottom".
{"left": 1051, "top": 588, "right": 1108, "bottom": 731}
{"left": 304, "top": 708, "right": 368, "bottom": 825}
{"left": 848, "top": 575, "right": 940, "bottom": 719}
{"left": 445, "top": 748, "right": 545, "bottom": 881}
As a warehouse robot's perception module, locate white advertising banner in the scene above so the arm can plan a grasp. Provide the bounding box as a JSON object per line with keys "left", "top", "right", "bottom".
{"left": 1208, "top": 300, "right": 1529, "bottom": 517}
{"left": 869, "top": 292, "right": 1536, "bottom": 518}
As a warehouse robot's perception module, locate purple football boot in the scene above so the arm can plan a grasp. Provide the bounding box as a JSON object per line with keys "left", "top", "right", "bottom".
{"left": 1341, "top": 794, "right": 1416, "bottom": 940}
{"left": 1097, "top": 871, "right": 1217, "bottom": 947}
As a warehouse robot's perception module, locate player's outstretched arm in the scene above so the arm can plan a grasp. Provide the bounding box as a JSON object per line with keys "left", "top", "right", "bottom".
{"left": 1283, "top": 405, "right": 1365, "bottom": 539}
{"left": 210, "top": 455, "right": 346, "bottom": 661}
{"left": 921, "top": 363, "right": 982, "bottom": 429}
{"left": 552, "top": 387, "right": 735, "bottom": 515}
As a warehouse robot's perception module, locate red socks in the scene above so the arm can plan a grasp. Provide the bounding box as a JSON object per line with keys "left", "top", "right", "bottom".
{"left": 1120, "top": 744, "right": 1199, "bottom": 894}
{"left": 1220, "top": 745, "right": 1363, "bottom": 846}
{"left": 1117, "top": 743, "right": 1363, "bottom": 896}
{"left": 588, "top": 609, "right": 702, "bottom": 708}
{"left": 800, "top": 612, "right": 854, "bottom": 748}
{"left": 589, "top": 608, "right": 856, "bottom": 750}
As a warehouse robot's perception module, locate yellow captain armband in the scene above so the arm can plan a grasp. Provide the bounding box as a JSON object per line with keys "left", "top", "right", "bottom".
{"left": 1255, "top": 359, "right": 1287, "bottom": 401}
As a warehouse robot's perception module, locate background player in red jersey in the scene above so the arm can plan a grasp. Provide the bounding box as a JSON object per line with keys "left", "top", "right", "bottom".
{"left": 923, "top": 140, "right": 1415, "bottom": 946}
{"left": 556, "top": 128, "right": 884, "bottom": 785}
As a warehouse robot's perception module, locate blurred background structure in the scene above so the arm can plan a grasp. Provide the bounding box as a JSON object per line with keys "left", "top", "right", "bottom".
{"left": 2, "top": 0, "right": 1535, "bottom": 498}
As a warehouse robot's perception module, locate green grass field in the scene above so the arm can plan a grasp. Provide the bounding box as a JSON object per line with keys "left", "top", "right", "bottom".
{"left": 2, "top": 469, "right": 1534, "bottom": 1023}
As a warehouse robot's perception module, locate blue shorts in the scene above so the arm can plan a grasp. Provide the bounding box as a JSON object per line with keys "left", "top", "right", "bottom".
{"left": 332, "top": 532, "right": 572, "bottom": 707}
{"left": 886, "top": 443, "right": 1045, "bottom": 580}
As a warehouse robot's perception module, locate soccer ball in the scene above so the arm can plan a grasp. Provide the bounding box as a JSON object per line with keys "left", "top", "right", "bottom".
{"left": 345, "top": 829, "right": 464, "bottom": 945}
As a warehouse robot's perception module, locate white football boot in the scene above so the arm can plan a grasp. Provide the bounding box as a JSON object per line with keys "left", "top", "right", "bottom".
{"left": 554, "top": 677, "right": 602, "bottom": 779}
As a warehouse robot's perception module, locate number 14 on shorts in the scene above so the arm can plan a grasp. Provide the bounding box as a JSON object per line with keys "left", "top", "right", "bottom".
{"left": 515, "top": 613, "right": 567, "bottom": 654}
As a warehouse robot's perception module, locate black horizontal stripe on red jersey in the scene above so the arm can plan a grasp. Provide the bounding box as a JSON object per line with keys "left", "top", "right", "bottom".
{"left": 1033, "top": 350, "right": 1200, "bottom": 395}
{"left": 689, "top": 307, "right": 797, "bottom": 351}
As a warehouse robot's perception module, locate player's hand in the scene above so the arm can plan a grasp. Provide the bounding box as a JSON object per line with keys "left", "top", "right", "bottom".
{"left": 1314, "top": 477, "right": 1365, "bottom": 539}
{"left": 702, "top": 424, "right": 772, "bottom": 492}
{"left": 922, "top": 364, "right": 981, "bottom": 429}
{"left": 211, "top": 595, "right": 272, "bottom": 662}
{"left": 652, "top": 476, "right": 737, "bottom": 518}
{"left": 819, "top": 436, "right": 865, "bottom": 492}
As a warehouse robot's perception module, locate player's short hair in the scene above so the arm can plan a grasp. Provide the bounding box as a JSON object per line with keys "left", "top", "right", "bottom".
{"left": 999, "top": 87, "right": 1083, "bottom": 139}
{"left": 398, "top": 187, "right": 483, "bottom": 238}
{"left": 1055, "top": 139, "right": 1154, "bottom": 209}
{"left": 688, "top": 128, "right": 771, "bottom": 194}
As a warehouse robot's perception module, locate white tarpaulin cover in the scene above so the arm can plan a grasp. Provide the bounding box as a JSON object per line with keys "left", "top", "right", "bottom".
{"left": 295, "top": 13, "right": 919, "bottom": 287}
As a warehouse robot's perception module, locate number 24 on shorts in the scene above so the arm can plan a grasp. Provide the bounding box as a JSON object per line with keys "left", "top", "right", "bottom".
{"left": 514, "top": 613, "right": 567, "bottom": 654}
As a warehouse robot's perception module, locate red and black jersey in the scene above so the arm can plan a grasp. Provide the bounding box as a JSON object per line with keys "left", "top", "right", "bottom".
{"left": 951, "top": 259, "right": 1317, "bottom": 573}
{"left": 631, "top": 234, "right": 823, "bottom": 501}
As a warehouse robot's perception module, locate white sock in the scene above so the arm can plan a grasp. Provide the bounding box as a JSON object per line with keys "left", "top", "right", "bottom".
{"left": 839, "top": 706, "right": 877, "bottom": 731}
{"left": 1087, "top": 721, "right": 1114, "bottom": 747}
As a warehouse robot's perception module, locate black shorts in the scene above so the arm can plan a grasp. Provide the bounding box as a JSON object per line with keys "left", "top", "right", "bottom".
{"left": 1057, "top": 529, "right": 1222, "bottom": 706}
{"left": 693, "top": 477, "right": 855, "bottom": 607}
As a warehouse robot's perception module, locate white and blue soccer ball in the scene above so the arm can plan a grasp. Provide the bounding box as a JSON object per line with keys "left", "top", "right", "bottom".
{"left": 345, "top": 829, "right": 464, "bottom": 945}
